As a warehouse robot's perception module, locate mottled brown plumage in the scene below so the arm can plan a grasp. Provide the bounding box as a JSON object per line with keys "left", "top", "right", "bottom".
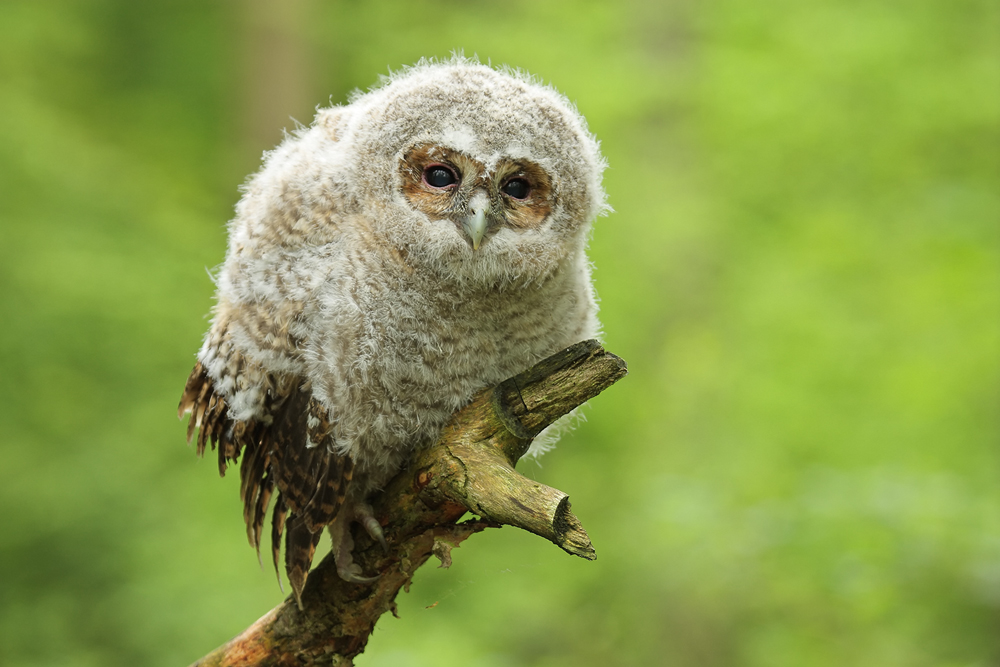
{"left": 179, "top": 57, "right": 608, "bottom": 607}
{"left": 178, "top": 364, "right": 354, "bottom": 600}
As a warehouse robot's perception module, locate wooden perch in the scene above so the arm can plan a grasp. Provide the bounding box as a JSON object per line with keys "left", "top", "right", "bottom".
{"left": 191, "top": 339, "right": 627, "bottom": 667}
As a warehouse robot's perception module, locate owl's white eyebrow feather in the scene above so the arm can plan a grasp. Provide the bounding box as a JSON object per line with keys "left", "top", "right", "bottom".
{"left": 438, "top": 125, "right": 477, "bottom": 155}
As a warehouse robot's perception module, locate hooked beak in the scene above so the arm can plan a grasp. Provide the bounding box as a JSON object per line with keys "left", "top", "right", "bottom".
{"left": 461, "top": 191, "right": 489, "bottom": 250}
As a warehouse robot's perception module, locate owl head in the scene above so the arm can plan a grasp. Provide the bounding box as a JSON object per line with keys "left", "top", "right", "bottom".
{"left": 324, "top": 58, "right": 607, "bottom": 286}
{"left": 233, "top": 57, "right": 607, "bottom": 289}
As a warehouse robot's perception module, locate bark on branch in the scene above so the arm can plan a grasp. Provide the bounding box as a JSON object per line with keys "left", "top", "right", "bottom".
{"left": 190, "top": 340, "right": 627, "bottom": 667}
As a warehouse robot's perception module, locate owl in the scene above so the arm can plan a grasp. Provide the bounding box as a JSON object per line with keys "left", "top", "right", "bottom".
{"left": 179, "top": 57, "right": 608, "bottom": 605}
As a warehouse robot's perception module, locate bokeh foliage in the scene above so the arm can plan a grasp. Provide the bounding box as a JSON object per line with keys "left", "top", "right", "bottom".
{"left": 1, "top": 1, "right": 997, "bottom": 665}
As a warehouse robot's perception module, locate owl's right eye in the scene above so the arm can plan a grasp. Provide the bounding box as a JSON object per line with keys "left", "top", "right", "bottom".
{"left": 423, "top": 164, "right": 459, "bottom": 189}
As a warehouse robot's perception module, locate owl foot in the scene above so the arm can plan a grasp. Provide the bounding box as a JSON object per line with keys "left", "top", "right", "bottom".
{"left": 328, "top": 503, "right": 386, "bottom": 584}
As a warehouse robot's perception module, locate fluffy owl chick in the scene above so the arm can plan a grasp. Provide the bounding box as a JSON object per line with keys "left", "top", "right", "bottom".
{"left": 179, "top": 58, "right": 607, "bottom": 606}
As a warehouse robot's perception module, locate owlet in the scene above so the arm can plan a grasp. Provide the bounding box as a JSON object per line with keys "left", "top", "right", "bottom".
{"left": 179, "top": 58, "right": 608, "bottom": 606}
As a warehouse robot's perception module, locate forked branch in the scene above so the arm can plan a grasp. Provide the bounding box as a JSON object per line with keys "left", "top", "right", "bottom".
{"left": 191, "top": 339, "right": 627, "bottom": 667}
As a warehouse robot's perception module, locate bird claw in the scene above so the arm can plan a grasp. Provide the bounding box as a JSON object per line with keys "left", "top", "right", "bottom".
{"left": 336, "top": 563, "right": 381, "bottom": 584}
{"left": 356, "top": 502, "right": 389, "bottom": 554}
{"left": 329, "top": 504, "right": 385, "bottom": 584}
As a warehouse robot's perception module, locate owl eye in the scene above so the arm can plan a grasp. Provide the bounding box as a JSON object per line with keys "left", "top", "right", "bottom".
{"left": 501, "top": 178, "right": 530, "bottom": 200}
{"left": 423, "top": 164, "right": 459, "bottom": 189}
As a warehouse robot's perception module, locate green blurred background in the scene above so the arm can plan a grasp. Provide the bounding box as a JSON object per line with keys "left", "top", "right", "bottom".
{"left": 1, "top": 1, "right": 997, "bottom": 665}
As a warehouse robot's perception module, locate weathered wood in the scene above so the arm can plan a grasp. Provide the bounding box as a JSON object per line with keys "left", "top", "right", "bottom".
{"left": 191, "top": 340, "right": 627, "bottom": 666}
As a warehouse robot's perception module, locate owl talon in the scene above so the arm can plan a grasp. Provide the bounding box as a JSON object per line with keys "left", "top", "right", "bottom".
{"left": 337, "top": 565, "right": 380, "bottom": 585}
{"left": 329, "top": 506, "right": 381, "bottom": 584}
{"left": 356, "top": 502, "right": 389, "bottom": 554}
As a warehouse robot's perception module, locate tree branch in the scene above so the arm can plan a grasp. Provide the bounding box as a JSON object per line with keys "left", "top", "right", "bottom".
{"left": 190, "top": 340, "right": 627, "bottom": 666}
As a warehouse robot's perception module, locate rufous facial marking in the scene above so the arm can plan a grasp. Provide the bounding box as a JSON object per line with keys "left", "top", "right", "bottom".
{"left": 493, "top": 159, "right": 553, "bottom": 230}
{"left": 400, "top": 144, "right": 554, "bottom": 233}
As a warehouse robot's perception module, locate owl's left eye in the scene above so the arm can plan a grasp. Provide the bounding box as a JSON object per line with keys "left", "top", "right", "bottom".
{"left": 501, "top": 178, "right": 530, "bottom": 200}
{"left": 423, "top": 164, "right": 459, "bottom": 189}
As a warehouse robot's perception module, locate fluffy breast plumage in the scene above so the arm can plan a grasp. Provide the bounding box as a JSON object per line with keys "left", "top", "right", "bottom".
{"left": 179, "top": 57, "right": 607, "bottom": 603}
{"left": 300, "top": 236, "right": 596, "bottom": 481}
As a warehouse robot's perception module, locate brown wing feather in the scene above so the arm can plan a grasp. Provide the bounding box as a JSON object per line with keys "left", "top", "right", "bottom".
{"left": 266, "top": 384, "right": 355, "bottom": 600}
{"left": 285, "top": 513, "right": 323, "bottom": 609}
{"left": 271, "top": 492, "right": 288, "bottom": 590}
{"left": 305, "top": 449, "right": 353, "bottom": 532}
{"left": 240, "top": 437, "right": 272, "bottom": 545}
{"left": 179, "top": 363, "right": 354, "bottom": 603}
{"left": 251, "top": 472, "right": 275, "bottom": 557}
{"left": 269, "top": 387, "right": 327, "bottom": 513}
{"left": 178, "top": 362, "right": 247, "bottom": 471}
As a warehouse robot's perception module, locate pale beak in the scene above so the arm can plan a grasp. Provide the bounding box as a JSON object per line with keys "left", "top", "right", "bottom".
{"left": 462, "top": 191, "right": 489, "bottom": 250}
